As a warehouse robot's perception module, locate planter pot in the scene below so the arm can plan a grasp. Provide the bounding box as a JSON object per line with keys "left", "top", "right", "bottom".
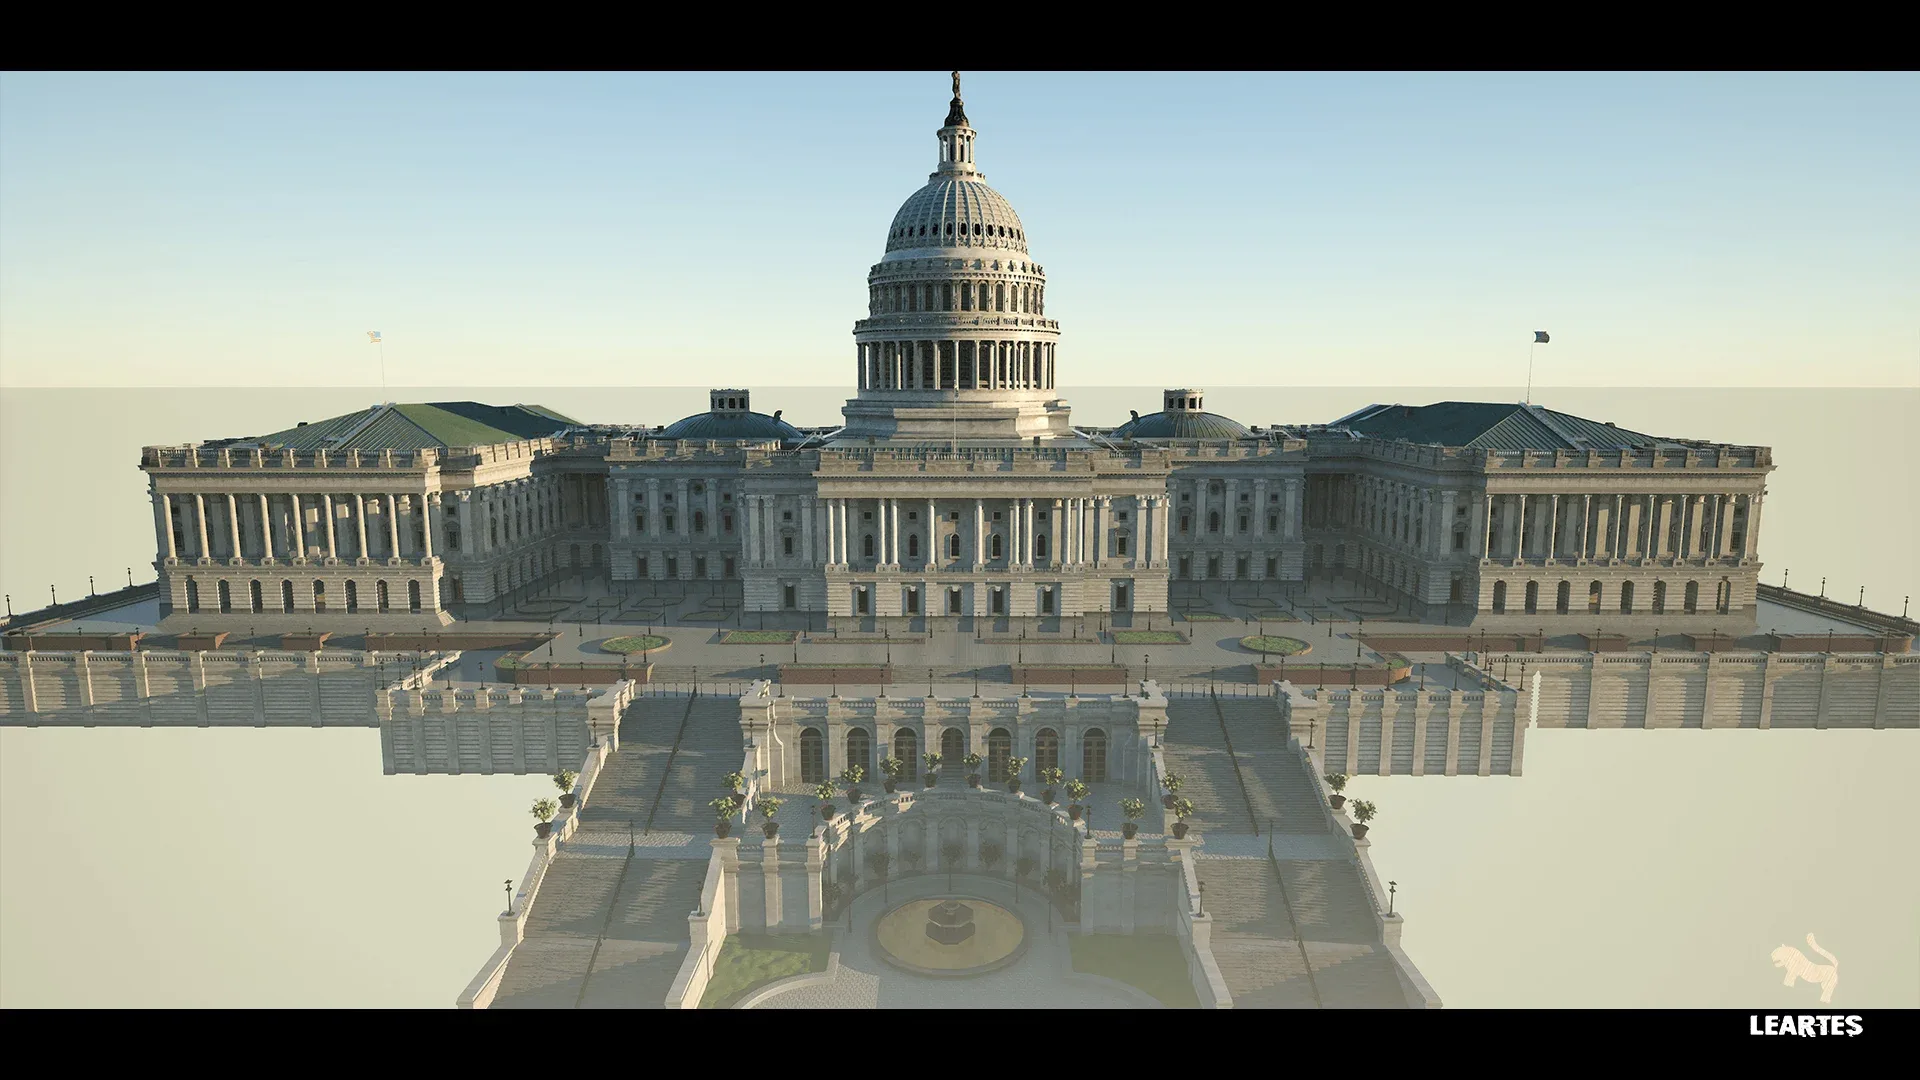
{"left": 558, "top": 793, "right": 576, "bottom": 810}
{"left": 1172, "top": 821, "right": 1190, "bottom": 839}
{"left": 883, "top": 780, "right": 897, "bottom": 794}
{"left": 847, "top": 790, "right": 862, "bottom": 805}
{"left": 1043, "top": 789, "right": 1057, "bottom": 806}
{"left": 1122, "top": 823, "right": 1139, "bottom": 840}
{"left": 534, "top": 821, "right": 553, "bottom": 839}
{"left": 1068, "top": 805, "right": 1083, "bottom": 821}
{"left": 1006, "top": 780, "right": 1022, "bottom": 794}
{"left": 924, "top": 774, "right": 938, "bottom": 788}
{"left": 1351, "top": 823, "right": 1369, "bottom": 841}
{"left": 1162, "top": 794, "right": 1176, "bottom": 809}
{"left": 1329, "top": 794, "right": 1346, "bottom": 810}
{"left": 968, "top": 775, "right": 982, "bottom": 788}
{"left": 763, "top": 822, "right": 780, "bottom": 839}
{"left": 821, "top": 805, "right": 836, "bottom": 821}
{"left": 714, "top": 821, "right": 732, "bottom": 839}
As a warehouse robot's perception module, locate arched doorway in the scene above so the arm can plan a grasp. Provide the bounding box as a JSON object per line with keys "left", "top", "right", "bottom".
{"left": 1619, "top": 581, "right": 1635, "bottom": 613}
{"left": 1684, "top": 581, "right": 1700, "bottom": 614}
{"left": 940, "top": 727, "right": 966, "bottom": 768}
{"left": 988, "top": 728, "right": 1012, "bottom": 783}
{"left": 1082, "top": 728, "right": 1108, "bottom": 783}
{"left": 1034, "top": 728, "right": 1059, "bottom": 776}
{"left": 217, "top": 580, "right": 232, "bottom": 613}
{"left": 846, "top": 728, "right": 872, "bottom": 780}
{"left": 1524, "top": 581, "right": 1539, "bottom": 615}
{"left": 800, "top": 727, "right": 825, "bottom": 785}
{"left": 1492, "top": 581, "right": 1507, "bottom": 613}
{"left": 249, "top": 580, "right": 264, "bottom": 614}
{"left": 1716, "top": 579, "right": 1732, "bottom": 615}
{"left": 1587, "top": 580, "right": 1602, "bottom": 614}
{"left": 409, "top": 580, "right": 423, "bottom": 613}
{"left": 1555, "top": 580, "right": 1570, "bottom": 614}
{"left": 894, "top": 729, "right": 918, "bottom": 780}
{"left": 345, "top": 580, "right": 360, "bottom": 613}
{"left": 1652, "top": 580, "right": 1667, "bottom": 614}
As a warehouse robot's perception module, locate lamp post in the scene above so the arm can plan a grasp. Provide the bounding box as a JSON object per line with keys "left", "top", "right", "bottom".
{"left": 1387, "top": 880, "right": 1397, "bottom": 916}
{"left": 127, "top": 567, "right": 134, "bottom": 589}
{"left": 504, "top": 879, "right": 515, "bottom": 917}
{"left": 1858, "top": 586, "right": 1865, "bottom": 608}
{"left": 1820, "top": 576, "right": 1826, "bottom": 599}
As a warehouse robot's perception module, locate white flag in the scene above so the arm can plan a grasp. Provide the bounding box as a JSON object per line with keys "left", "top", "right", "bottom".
{"left": 367, "top": 331, "right": 382, "bottom": 344}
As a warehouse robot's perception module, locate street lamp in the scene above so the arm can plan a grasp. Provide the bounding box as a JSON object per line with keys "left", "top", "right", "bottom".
{"left": 1388, "top": 880, "right": 1397, "bottom": 916}
{"left": 504, "top": 879, "right": 515, "bottom": 916}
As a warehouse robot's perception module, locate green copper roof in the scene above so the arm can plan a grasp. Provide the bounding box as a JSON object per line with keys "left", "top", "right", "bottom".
{"left": 1334, "top": 402, "right": 1673, "bottom": 452}
{"left": 249, "top": 402, "right": 580, "bottom": 451}
{"left": 1111, "top": 409, "right": 1252, "bottom": 441}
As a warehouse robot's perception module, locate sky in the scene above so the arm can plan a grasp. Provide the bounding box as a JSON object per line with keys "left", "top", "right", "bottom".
{"left": 1, "top": 70, "right": 1915, "bottom": 390}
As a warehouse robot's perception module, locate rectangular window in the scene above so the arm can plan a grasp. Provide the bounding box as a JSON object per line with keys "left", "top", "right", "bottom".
{"left": 1117, "top": 535, "right": 1129, "bottom": 555}
{"left": 948, "top": 588, "right": 962, "bottom": 614}
{"left": 1040, "top": 588, "right": 1054, "bottom": 615}
{"left": 949, "top": 511, "right": 960, "bottom": 521}
{"left": 906, "top": 588, "right": 920, "bottom": 615}
{"left": 783, "top": 584, "right": 796, "bottom": 609}
{"left": 783, "top": 536, "right": 794, "bottom": 555}
{"left": 856, "top": 588, "right": 870, "bottom": 615}
{"left": 724, "top": 557, "right": 735, "bottom": 578}
{"left": 783, "top": 511, "right": 793, "bottom": 521}
{"left": 1453, "top": 532, "right": 1466, "bottom": 551}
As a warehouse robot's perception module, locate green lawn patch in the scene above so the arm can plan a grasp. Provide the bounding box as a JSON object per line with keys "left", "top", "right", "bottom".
{"left": 1070, "top": 933, "right": 1199, "bottom": 1008}
{"left": 721, "top": 630, "right": 797, "bottom": 644}
{"left": 1182, "top": 611, "right": 1232, "bottom": 622}
{"left": 699, "top": 932, "right": 832, "bottom": 1009}
{"left": 1240, "top": 635, "right": 1311, "bottom": 656}
{"left": 1113, "top": 630, "right": 1186, "bottom": 644}
{"left": 601, "top": 635, "right": 670, "bottom": 654}
{"left": 680, "top": 610, "right": 729, "bottom": 622}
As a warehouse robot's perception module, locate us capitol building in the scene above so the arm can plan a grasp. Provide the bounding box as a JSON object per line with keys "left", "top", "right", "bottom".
{"left": 139, "top": 79, "right": 1772, "bottom": 633}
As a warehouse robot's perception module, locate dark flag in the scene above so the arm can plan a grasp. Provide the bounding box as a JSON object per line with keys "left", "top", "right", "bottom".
{"left": 1534, "top": 331, "right": 1550, "bottom": 343}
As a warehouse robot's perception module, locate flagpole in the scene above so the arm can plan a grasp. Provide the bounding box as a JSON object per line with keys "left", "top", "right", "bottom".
{"left": 379, "top": 339, "right": 388, "bottom": 398}
{"left": 1525, "top": 340, "right": 1534, "bottom": 406}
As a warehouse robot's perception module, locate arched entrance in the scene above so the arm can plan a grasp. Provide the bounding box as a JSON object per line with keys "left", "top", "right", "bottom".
{"left": 1034, "top": 728, "right": 1059, "bottom": 776}
{"left": 800, "top": 727, "right": 825, "bottom": 785}
{"left": 987, "top": 728, "right": 1012, "bottom": 782}
{"left": 940, "top": 727, "right": 966, "bottom": 768}
{"left": 894, "top": 729, "right": 918, "bottom": 780}
{"left": 1082, "top": 728, "right": 1108, "bottom": 783}
{"left": 846, "top": 728, "right": 872, "bottom": 780}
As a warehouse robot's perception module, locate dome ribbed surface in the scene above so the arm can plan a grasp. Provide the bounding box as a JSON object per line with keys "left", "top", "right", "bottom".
{"left": 885, "top": 178, "right": 1029, "bottom": 254}
{"left": 657, "top": 410, "right": 802, "bottom": 442}
{"left": 1111, "top": 410, "right": 1252, "bottom": 441}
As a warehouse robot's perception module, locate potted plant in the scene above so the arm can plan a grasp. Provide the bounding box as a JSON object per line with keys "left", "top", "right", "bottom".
{"left": 1004, "top": 755, "right": 1029, "bottom": 794}
{"left": 758, "top": 795, "right": 784, "bottom": 838}
{"left": 553, "top": 770, "right": 580, "bottom": 810}
{"left": 1064, "top": 778, "right": 1090, "bottom": 820}
{"left": 1040, "top": 766, "right": 1064, "bottom": 805}
{"left": 723, "top": 770, "right": 747, "bottom": 798}
{"left": 879, "top": 756, "right": 904, "bottom": 794}
{"left": 868, "top": 851, "right": 891, "bottom": 884}
{"left": 709, "top": 795, "right": 739, "bottom": 838}
{"left": 531, "top": 798, "right": 558, "bottom": 839}
{"left": 1119, "top": 797, "right": 1146, "bottom": 840}
{"left": 1324, "top": 772, "right": 1349, "bottom": 810}
{"left": 1170, "top": 797, "right": 1196, "bottom": 839}
{"left": 814, "top": 780, "right": 840, "bottom": 821}
{"left": 921, "top": 751, "right": 942, "bottom": 788}
{"left": 1349, "top": 799, "right": 1376, "bottom": 840}
{"left": 823, "top": 880, "right": 845, "bottom": 915}
{"left": 840, "top": 764, "right": 865, "bottom": 804}
{"left": 1015, "top": 856, "right": 1036, "bottom": 882}
{"left": 979, "top": 838, "right": 1003, "bottom": 872}
{"left": 964, "top": 752, "right": 984, "bottom": 788}
{"left": 1160, "top": 771, "right": 1183, "bottom": 810}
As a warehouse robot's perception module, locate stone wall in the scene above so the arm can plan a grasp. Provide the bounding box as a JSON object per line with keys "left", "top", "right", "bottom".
{"left": 375, "top": 679, "right": 634, "bottom": 775}
{"left": 1490, "top": 650, "right": 1918, "bottom": 729}
{"left": 1276, "top": 678, "right": 1528, "bottom": 777}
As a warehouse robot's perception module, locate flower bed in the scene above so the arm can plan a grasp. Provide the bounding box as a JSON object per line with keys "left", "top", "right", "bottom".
{"left": 601, "top": 634, "right": 671, "bottom": 654}
{"left": 720, "top": 630, "right": 798, "bottom": 644}
{"left": 1238, "top": 634, "right": 1310, "bottom": 656}
{"left": 1113, "top": 630, "right": 1186, "bottom": 644}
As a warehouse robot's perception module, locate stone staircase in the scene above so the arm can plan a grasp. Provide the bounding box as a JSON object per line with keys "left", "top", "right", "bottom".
{"left": 1214, "top": 698, "right": 1328, "bottom": 836}
{"left": 1160, "top": 701, "right": 1255, "bottom": 833}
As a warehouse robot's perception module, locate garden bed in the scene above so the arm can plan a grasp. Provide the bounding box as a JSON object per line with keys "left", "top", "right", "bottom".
{"left": 720, "top": 630, "right": 798, "bottom": 644}
{"left": 601, "top": 634, "right": 671, "bottom": 654}
{"left": 1238, "top": 635, "right": 1310, "bottom": 656}
{"left": 1113, "top": 630, "right": 1186, "bottom": 645}
{"left": 699, "top": 932, "right": 831, "bottom": 1009}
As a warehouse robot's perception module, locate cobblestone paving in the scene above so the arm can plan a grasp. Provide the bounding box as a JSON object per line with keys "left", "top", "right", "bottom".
{"left": 751, "top": 877, "right": 1144, "bottom": 1009}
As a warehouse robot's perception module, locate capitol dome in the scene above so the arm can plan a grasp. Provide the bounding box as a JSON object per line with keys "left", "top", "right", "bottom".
{"left": 837, "top": 73, "right": 1073, "bottom": 444}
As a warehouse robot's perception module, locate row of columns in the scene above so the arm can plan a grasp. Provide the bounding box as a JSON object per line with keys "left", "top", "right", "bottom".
{"left": 858, "top": 339, "right": 1056, "bottom": 392}
{"left": 811, "top": 495, "right": 1167, "bottom": 571}
{"left": 155, "top": 490, "right": 433, "bottom": 564}
{"left": 1182, "top": 477, "right": 1302, "bottom": 542}
{"left": 870, "top": 278, "right": 1045, "bottom": 319}
{"left": 1480, "top": 492, "right": 1761, "bottom": 563}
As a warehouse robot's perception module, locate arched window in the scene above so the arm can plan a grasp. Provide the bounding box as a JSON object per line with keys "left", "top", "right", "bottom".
{"left": 345, "top": 580, "right": 360, "bottom": 613}
{"left": 1684, "top": 581, "right": 1699, "bottom": 614}
{"left": 409, "top": 580, "right": 423, "bottom": 613}
{"left": 249, "top": 580, "right": 264, "bottom": 614}
{"left": 693, "top": 510, "right": 705, "bottom": 534}
{"left": 1035, "top": 728, "right": 1059, "bottom": 776}
{"left": 1035, "top": 534, "right": 1048, "bottom": 559}
{"left": 281, "top": 580, "right": 295, "bottom": 613}
{"left": 1208, "top": 511, "right": 1220, "bottom": 534}
{"left": 1524, "top": 581, "right": 1539, "bottom": 615}
{"left": 948, "top": 534, "right": 960, "bottom": 558}
{"left": 847, "top": 728, "right": 872, "bottom": 779}
{"left": 1652, "top": 580, "right": 1667, "bottom": 615}
{"left": 894, "top": 728, "right": 919, "bottom": 780}
{"left": 863, "top": 534, "right": 875, "bottom": 559}
{"left": 1619, "top": 581, "right": 1635, "bottom": 613}
{"left": 800, "top": 727, "right": 825, "bottom": 785}
{"left": 941, "top": 727, "right": 966, "bottom": 767}
{"left": 988, "top": 728, "right": 1012, "bottom": 783}
{"left": 377, "top": 580, "right": 391, "bottom": 613}
{"left": 313, "top": 580, "right": 327, "bottom": 612}
{"left": 1716, "top": 579, "right": 1732, "bottom": 615}
{"left": 1555, "top": 580, "right": 1571, "bottom": 614}
{"left": 1587, "top": 580, "right": 1603, "bottom": 614}
{"left": 907, "top": 534, "right": 919, "bottom": 559}
{"left": 217, "top": 580, "right": 232, "bottom": 613}
{"left": 1082, "top": 728, "right": 1108, "bottom": 784}
{"left": 990, "top": 534, "right": 1003, "bottom": 559}
{"left": 184, "top": 577, "right": 200, "bottom": 614}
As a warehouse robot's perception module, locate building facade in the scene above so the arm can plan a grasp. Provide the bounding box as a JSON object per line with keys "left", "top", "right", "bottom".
{"left": 139, "top": 78, "right": 1771, "bottom": 631}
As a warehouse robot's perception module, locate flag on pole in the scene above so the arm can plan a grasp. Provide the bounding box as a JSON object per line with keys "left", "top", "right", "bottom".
{"left": 1533, "top": 331, "right": 1549, "bottom": 343}
{"left": 367, "top": 331, "right": 382, "bottom": 344}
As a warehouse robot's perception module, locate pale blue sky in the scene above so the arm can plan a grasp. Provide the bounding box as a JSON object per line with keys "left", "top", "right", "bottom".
{"left": 1, "top": 70, "right": 1914, "bottom": 389}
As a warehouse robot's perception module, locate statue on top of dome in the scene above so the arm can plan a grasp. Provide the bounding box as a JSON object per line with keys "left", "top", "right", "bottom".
{"left": 952, "top": 71, "right": 961, "bottom": 100}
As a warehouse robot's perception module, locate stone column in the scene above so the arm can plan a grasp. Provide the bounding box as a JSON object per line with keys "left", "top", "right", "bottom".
{"left": 1158, "top": 495, "right": 1171, "bottom": 564}
{"left": 1545, "top": 494, "right": 1559, "bottom": 563}
{"left": 155, "top": 491, "right": 177, "bottom": 560}
{"left": 892, "top": 498, "right": 902, "bottom": 566}
{"left": 387, "top": 494, "right": 401, "bottom": 559}
{"left": 1051, "top": 498, "right": 1064, "bottom": 568}
{"left": 1095, "top": 496, "right": 1110, "bottom": 568}
{"left": 747, "top": 495, "right": 762, "bottom": 566}
{"left": 455, "top": 492, "right": 472, "bottom": 556}
{"left": 877, "top": 496, "right": 890, "bottom": 567}
{"left": 708, "top": 482, "right": 720, "bottom": 542}
{"left": 838, "top": 499, "right": 850, "bottom": 565}
{"left": 801, "top": 496, "right": 814, "bottom": 566}
{"left": 350, "top": 493, "right": 367, "bottom": 561}
{"left": 1253, "top": 479, "right": 1268, "bottom": 538}
{"left": 1482, "top": 495, "right": 1494, "bottom": 559}
{"left": 421, "top": 494, "right": 436, "bottom": 560}
{"left": 1223, "top": 479, "right": 1238, "bottom": 539}
{"left": 927, "top": 497, "right": 938, "bottom": 567}
{"left": 219, "top": 493, "right": 238, "bottom": 560}
{"left": 1743, "top": 494, "right": 1763, "bottom": 559}
{"left": 674, "top": 479, "right": 690, "bottom": 538}
{"left": 291, "top": 494, "right": 306, "bottom": 558}
{"left": 256, "top": 493, "right": 271, "bottom": 559}
{"left": 323, "top": 494, "right": 338, "bottom": 559}
{"left": 645, "top": 479, "right": 661, "bottom": 538}
{"left": 823, "top": 497, "right": 836, "bottom": 567}
{"left": 193, "top": 493, "right": 210, "bottom": 558}
{"left": 974, "top": 498, "right": 986, "bottom": 568}
{"left": 1023, "top": 498, "right": 1036, "bottom": 567}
